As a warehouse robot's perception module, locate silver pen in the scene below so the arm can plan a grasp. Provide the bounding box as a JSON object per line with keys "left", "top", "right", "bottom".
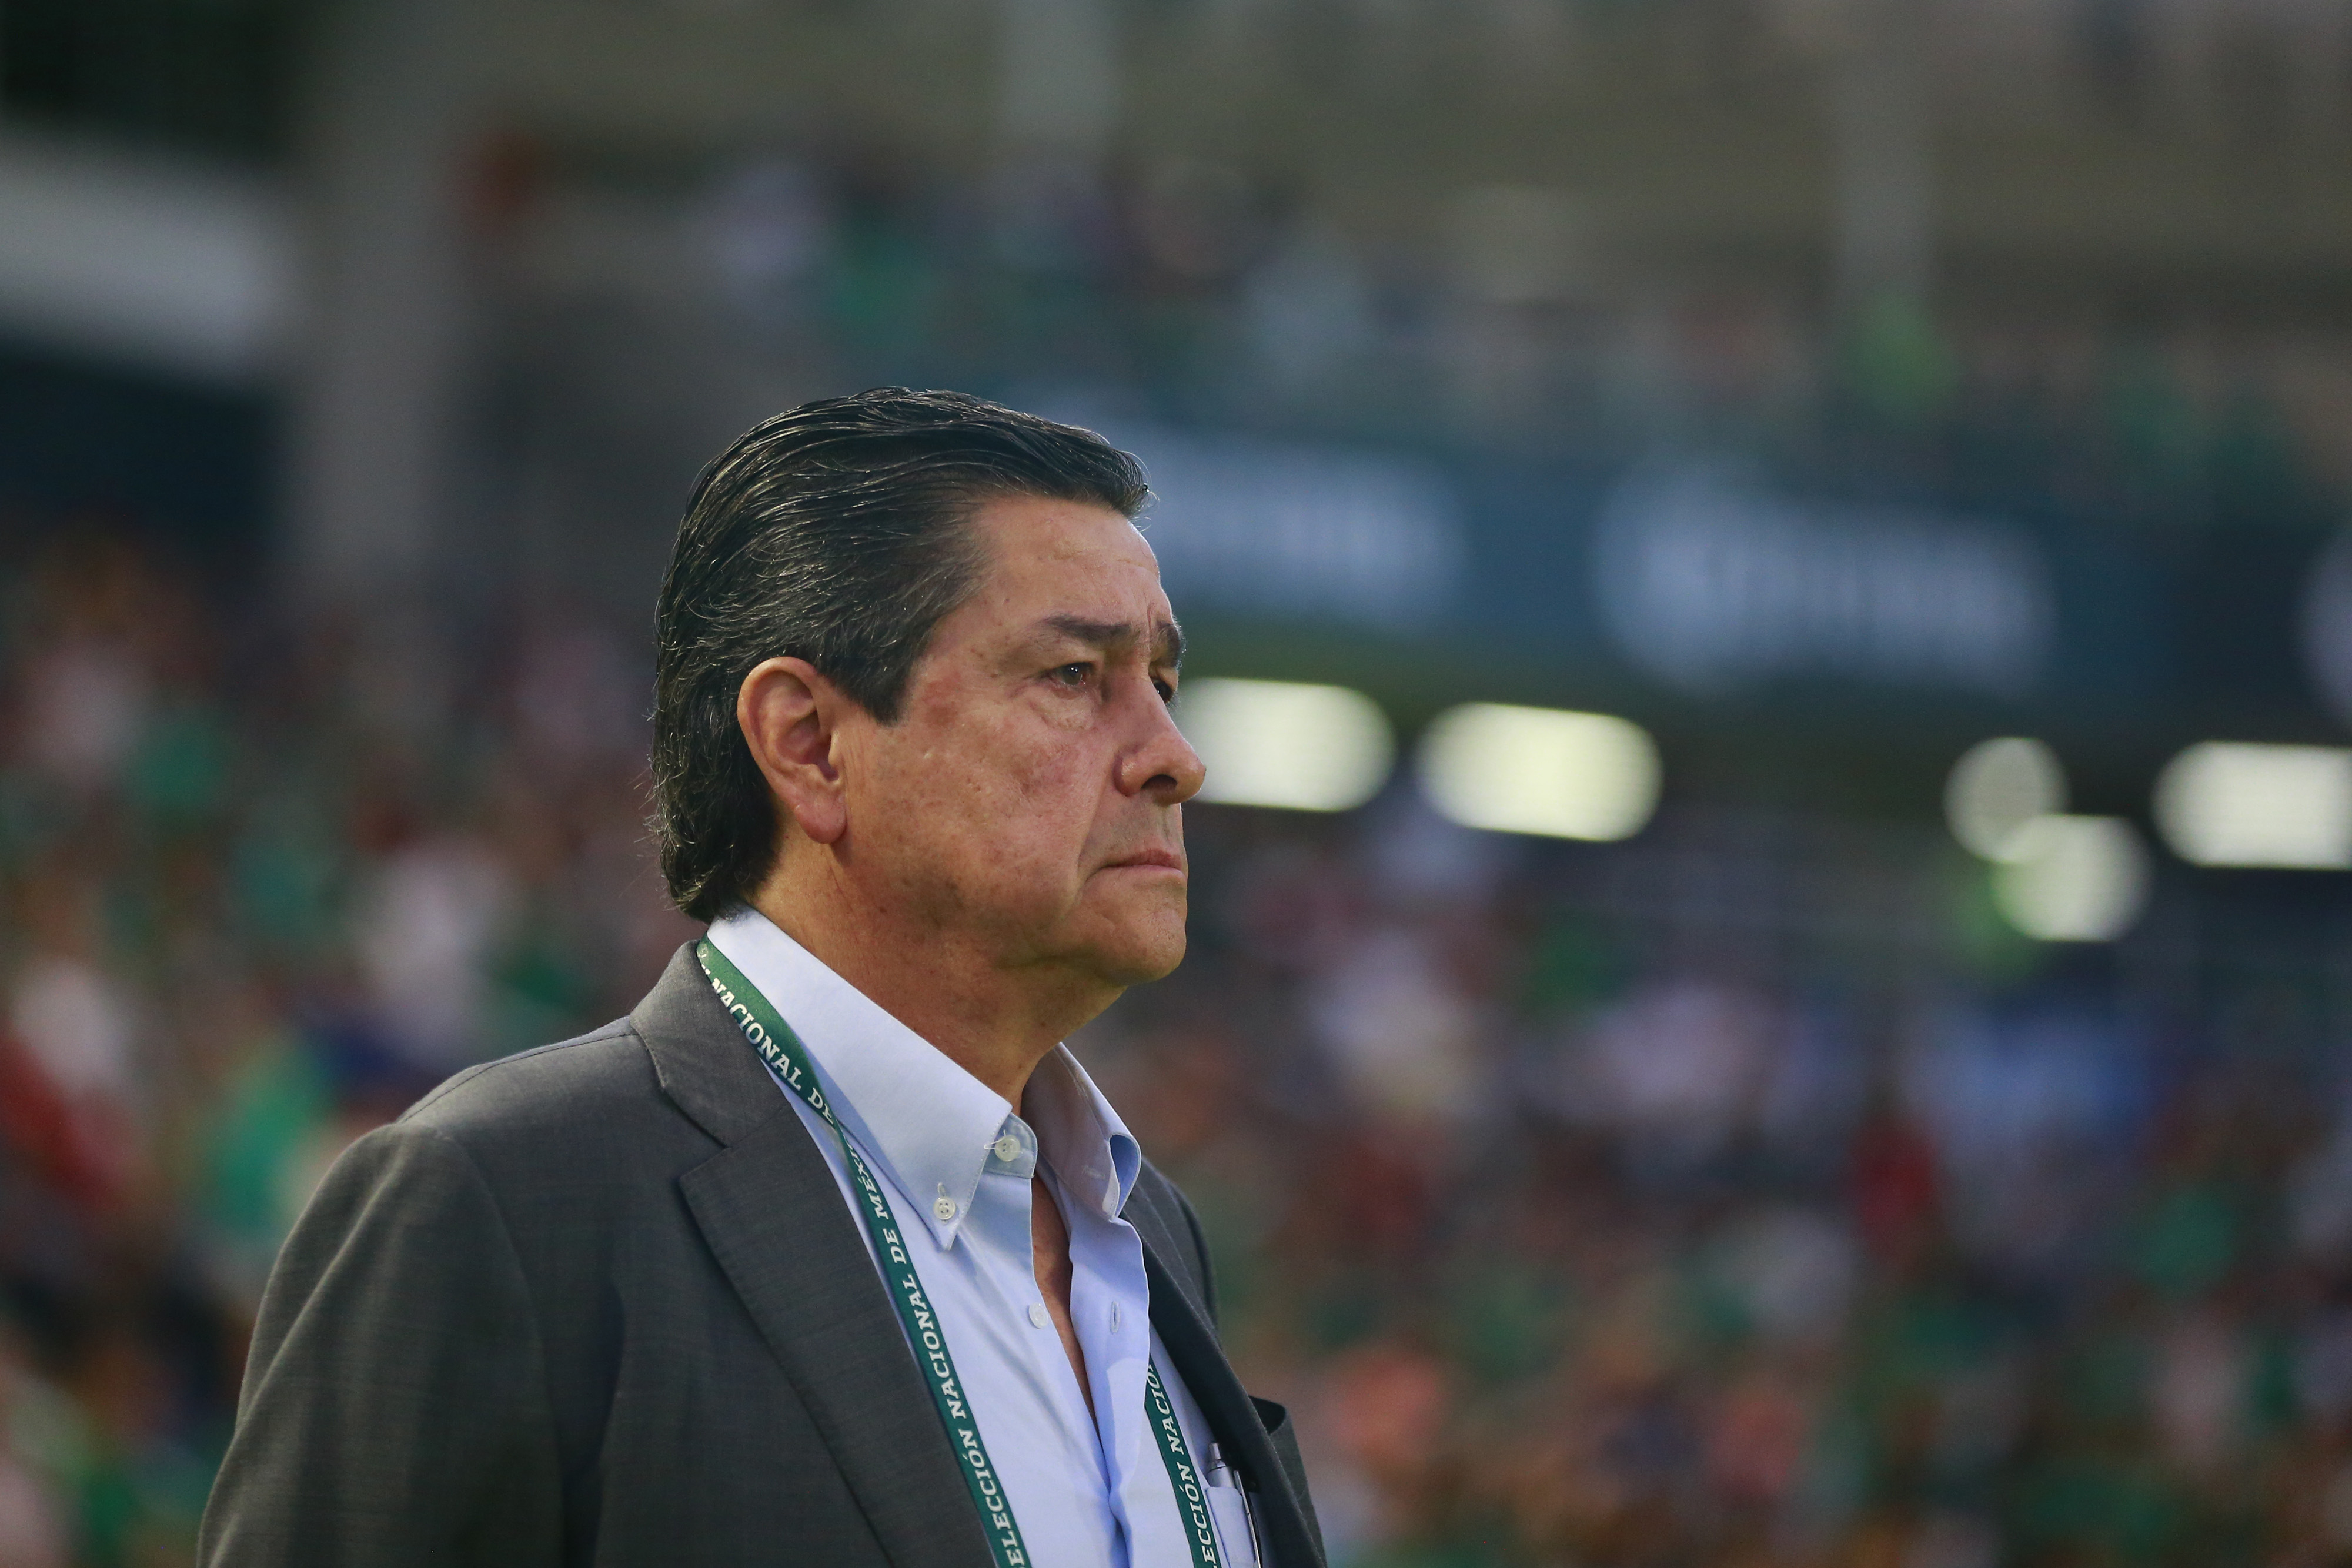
{"left": 1205, "top": 1443, "right": 1265, "bottom": 1564}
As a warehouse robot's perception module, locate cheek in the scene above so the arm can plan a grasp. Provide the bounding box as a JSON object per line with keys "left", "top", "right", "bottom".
{"left": 993, "top": 752, "right": 1107, "bottom": 872}
{"left": 874, "top": 680, "right": 1116, "bottom": 838}
{"left": 961, "top": 713, "right": 1104, "bottom": 819}
{"left": 883, "top": 727, "right": 1098, "bottom": 883}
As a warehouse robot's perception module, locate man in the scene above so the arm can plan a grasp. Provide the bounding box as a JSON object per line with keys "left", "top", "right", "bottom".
{"left": 196, "top": 390, "right": 1324, "bottom": 1566}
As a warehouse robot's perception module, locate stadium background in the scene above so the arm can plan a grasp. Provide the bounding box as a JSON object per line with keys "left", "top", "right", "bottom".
{"left": 8, "top": 1, "right": 2352, "bottom": 1563}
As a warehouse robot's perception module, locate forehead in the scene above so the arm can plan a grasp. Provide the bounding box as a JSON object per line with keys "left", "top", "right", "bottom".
{"left": 964, "top": 493, "right": 1167, "bottom": 621}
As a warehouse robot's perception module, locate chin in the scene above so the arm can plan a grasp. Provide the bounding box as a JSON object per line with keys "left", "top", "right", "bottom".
{"left": 1081, "top": 914, "right": 1189, "bottom": 987}
{"left": 1054, "top": 883, "right": 1188, "bottom": 981}
{"left": 1126, "top": 942, "right": 1189, "bottom": 985}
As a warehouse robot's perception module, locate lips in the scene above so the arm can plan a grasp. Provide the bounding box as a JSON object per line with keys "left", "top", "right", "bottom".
{"left": 1107, "top": 847, "right": 1184, "bottom": 872}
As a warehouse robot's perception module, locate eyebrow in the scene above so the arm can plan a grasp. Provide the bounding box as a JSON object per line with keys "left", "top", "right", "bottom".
{"left": 1040, "top": 613, "right": 1185, "bottom": 668}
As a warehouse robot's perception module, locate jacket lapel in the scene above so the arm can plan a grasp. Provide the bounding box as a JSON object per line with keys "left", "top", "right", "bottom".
{"left": 1127, "top": 1197, "right": 1326, "bottom": 1568}
{"left": 636, "top": 946, "right": 991, "bottom": 1568}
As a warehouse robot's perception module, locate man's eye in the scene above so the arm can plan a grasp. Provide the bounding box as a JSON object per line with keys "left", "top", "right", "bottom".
{"left": 1154, "top": 678, "right": 1175, "bottom": 702}
{"left": 1051, "top": 663, "right": 1093, "bottom": 687}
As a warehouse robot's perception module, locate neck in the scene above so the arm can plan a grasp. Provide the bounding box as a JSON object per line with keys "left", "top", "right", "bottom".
{"left": 746, "top": 856, "right": 1114, "bottom": 1105}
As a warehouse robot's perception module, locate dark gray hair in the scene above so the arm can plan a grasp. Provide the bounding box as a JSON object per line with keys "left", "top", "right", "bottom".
{"left": 652, "top": 389, "right": 1149, "bottom": 922}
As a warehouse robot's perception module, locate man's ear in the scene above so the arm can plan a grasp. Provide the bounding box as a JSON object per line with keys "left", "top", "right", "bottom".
{"left": 737, "top": 657, "right": 851, "bottom": 846}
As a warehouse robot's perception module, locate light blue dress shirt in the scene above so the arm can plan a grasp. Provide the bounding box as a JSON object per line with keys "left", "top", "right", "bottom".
{"left": 707, "top": 910, "right": 1259, "bottom": 1568}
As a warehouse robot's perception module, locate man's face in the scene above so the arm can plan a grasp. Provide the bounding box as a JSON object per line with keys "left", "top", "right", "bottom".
{"left": 836, "top": 493, "right": 1203, "bottom": 990}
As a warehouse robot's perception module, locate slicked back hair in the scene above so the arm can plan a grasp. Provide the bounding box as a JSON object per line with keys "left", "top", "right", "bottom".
{"left": 652, "top": 389, "right": 1150, "bottom": 922}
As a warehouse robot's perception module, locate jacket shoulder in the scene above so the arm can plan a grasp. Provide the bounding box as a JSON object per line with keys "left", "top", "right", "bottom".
{"left": 399, "top": 1019, "right": 686, "bottom": 1155}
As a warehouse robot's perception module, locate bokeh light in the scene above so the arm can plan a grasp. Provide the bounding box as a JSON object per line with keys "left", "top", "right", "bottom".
{"left": 1945, "top": 737, "right": 2066, "bottom": 861}
{"left": 1180, "top": 678, "right": 1393, "bottom": 813}
{"left": 1418, "top": 703, "right": 1661, "bottom": 842}
{"left": 2154, "top": 741, "right": 2352, "bottom": 870}
{"left": 1991, "top": 814, "right": 2152, "bottom": 942}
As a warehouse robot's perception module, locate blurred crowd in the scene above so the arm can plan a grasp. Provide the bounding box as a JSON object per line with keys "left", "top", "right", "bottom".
{"left": 639, "top": 142, "right": 2352, "bottom": 535}
{"left": 0, "top": 526, "right": 2350, "bottom": 1568}
{"left": 0, "top": 530, "right": 690, "bottom": 1566}
{"left": 1113, "top": 803, "right": 2352, "bottom": 1568}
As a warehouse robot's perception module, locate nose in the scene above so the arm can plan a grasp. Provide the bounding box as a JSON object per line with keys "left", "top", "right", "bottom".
{"left": 1118, "top": 683, "right": 1205, "bottom": 805}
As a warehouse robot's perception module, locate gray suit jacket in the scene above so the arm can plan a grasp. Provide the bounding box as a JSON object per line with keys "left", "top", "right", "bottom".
{"left": 197, "top": 945, "right": 1324, "bottom": 1567}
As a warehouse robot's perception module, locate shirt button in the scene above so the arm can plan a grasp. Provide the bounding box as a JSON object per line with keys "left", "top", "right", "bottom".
{"left": 933, "top": 1195, "right": 957, "bottom": 1222}
{"left": 993, "top": 1135, "right": 1021, "bottom": 1162}
{"left": 1110, "top": 1303, "right": 1122, "bottom": 1329}
{"left": 1028, "top": 1303, "right": 1051, "bottom": 1329}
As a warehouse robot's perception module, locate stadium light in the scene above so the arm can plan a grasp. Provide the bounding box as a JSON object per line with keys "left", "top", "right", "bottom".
{"left": 1945, "top": 737, "right": 2065, "bottom": 861}
{"left": 2153, "top": 741, "right": 2352, "bottom": 870}
{"left": 1990, "top": 815, "right": 2150, "bottom": 942}
{"left": 1417, "top": 703, "right": 1661, "bottom": 841}
{"left": 1178, "top": 678, "right": 1394, "bottom": 812}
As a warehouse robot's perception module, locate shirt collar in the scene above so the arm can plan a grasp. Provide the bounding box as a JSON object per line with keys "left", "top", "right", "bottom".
{"left": 1026, "top": 1039, "right": 1141, "bottom": 1221}
{"left": 704, "top": 908, "right": 1140, "bottom": 1242}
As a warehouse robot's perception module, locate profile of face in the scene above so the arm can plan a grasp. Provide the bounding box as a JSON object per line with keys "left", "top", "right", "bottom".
{"left": 748, "top": 493, "right": 1204, "bottom": 995}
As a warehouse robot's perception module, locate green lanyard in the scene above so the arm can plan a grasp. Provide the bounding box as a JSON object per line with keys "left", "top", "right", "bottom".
{"left": 696, "top": 941, "right": 1227, "bottom": 1568}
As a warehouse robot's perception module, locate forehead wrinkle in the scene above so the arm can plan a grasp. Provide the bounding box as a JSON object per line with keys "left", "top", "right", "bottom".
{"left": 1040, "top": 613, "right": 1131, "bottom": 648}
{"left": 1031, "top": 613, "right": 1184, "bottom": 668}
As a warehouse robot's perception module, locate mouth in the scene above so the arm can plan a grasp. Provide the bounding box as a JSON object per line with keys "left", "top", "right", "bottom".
{"left": 1104, "top": 847, "right": 1185, "bottom": 873}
